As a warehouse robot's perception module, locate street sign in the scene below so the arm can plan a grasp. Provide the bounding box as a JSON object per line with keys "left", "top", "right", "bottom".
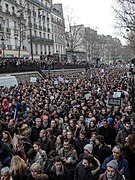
{"left": 107, "top": 97, "right": 123, "bottom": 107}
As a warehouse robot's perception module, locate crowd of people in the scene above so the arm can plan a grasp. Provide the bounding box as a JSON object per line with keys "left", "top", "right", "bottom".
{"left": 0, "top": 58, "right": 85, "bottom": 73}
{"left": 0, "top": 66, "right": 135, "bottom": 180}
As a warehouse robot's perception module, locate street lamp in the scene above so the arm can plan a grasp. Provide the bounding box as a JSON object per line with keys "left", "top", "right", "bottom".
{"left": 1, "top": 36, "right": 5, "bottom": 59}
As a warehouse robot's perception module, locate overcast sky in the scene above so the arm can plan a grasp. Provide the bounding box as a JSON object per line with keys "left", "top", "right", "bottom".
{"left": 53, "top": 0, "right": 118, "bottom": 37}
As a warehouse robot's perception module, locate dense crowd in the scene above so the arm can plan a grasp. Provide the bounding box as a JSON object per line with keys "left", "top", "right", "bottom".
{"left": 0, "top": 66, "right": 135, "bottom": 180}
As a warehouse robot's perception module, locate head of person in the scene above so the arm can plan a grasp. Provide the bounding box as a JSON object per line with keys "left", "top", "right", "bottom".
{"left": 82, "top": 154, "right": 94, "bottom": 168}
{"left": 2, "top": 131, "right": 12, "bottom": 144}
{"left": 50, "top": 120, "right": 56, "bottom": 128}
{"left": 62, "top": 129, "right": 67, "bottom": 138}
{"left": 27, "top": 148, "right": 37, "bottom": 160}
{"left": 56, "top": 135, "right": 63, "bottom": 145}
{"left": 33, "top": 142, "right": 41, "bottom": 152}
{"left": 112, "top": 145, "right": 122, "bottom": 160}
{"left": 53, "top": 156, "right": 63, "bottom": 171}
{"left": 63, "top": 139, "right": 70, "bottom": 151}
{"left": 48, "top": 150, "right": 57, "bottom": 162}
{"left": 1, "top": 167, "right": 11, "bottom": 180}
{"left": 101, "top": 119, "right": 108, "bottom": 127}
{"left": 90, "top": 132, "right": 97, "bottom": 142}
{"left": 107, "top": 117, "right": 113, "bottom": 125}
{"left": 84, "top": 144, "right": 93, "bottom": 155}
{"left": 46, "top": 128, "right": 53, "bottom": 137}
{"left": 10, "top": 156, "right": 27, "bottom": 176}
{"left": 126, "top": 134, "right": 135, "bottom": 151}
{"left": 123, "top": 119, "right": 132, "bottom": 131}
{"left": 106, "top": 160, "right": 118, "bottom": 178}
{"left": 69, "top": 120, "right": 75, "bottom": 127}
{"left": 30, "top": 163, "right": 41, "bottom": 178}
{"left": 79, "top": 130, "right": 86, "bottom": 141}
{"left": 114, "top": 106, "right": 120, "bottom": 112}
{"left": 66, "top": 130, "right": 73, "bottom": 140}
{"left": 95, "top": 135, "right": 105, "bottom": 146}
{"left": 42, "top": 115, "right": 49, "bottom": 124}
{"left": 101, "top": 108, "right": 106, "bottom": 114}
{"left": 35, "top": 118, "right": 42, "bottom": 127}
{"left": 126, "top": 105, "right": 132, "bottom": 114}
{"left": 39, "top": 129, "right": 47, "bottom": 138}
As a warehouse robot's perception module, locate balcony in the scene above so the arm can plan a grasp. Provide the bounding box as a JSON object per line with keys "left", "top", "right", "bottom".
{"left": 44, "top": 38, "right": 54, "bottom": 45}
{"left": 52, "top": 18, "right": 65, "bottom": 27}
{"left": 39, "top": 25, "right": 42, "bottom": 30}
{"left": 34, "top": 24, "right": 37, "bottom": 29}
{"left": 32, "top": 0, "right": 51, "bottom": 12}
{"left": 5, "top": 0, "right": 17, "bottom": 5}
{"left": 31, "top": 36, "right": 54, "bottom": 45}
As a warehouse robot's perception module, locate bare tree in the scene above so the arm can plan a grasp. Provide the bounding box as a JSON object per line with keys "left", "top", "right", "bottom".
{"left": 82, "top": 27, "right": 99, "bottom": 63}
{"left": 113, "top": 0, "right": 135, "bottom": 52}
{"left": 64, "top": 6, "right": 85, "bottom": 62}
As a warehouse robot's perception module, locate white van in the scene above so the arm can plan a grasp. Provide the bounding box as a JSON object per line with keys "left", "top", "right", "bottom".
{"left": 0, "top": 76, "right": 18, "bottom": 88}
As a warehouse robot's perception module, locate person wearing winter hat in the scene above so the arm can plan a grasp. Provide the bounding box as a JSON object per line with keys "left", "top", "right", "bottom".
{"left": 84, "top": 144, "right": 93, "bottom": 154}
{"left": 107, "top": 160, "right": 118, "bottom": 170}
{"left": 107, "top": 117, "right": 113, "bottom": 126}
{"left": 79, "top": 144, "right": 93, "bottom": 161}
{"left": 99, "top": 160, "right": 124, "bottom": 180}
{"left": 78, "top": 143, "right": 101, "bottom": 177}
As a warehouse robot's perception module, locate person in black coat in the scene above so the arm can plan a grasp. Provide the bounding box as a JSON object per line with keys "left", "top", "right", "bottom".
{"left": 93, "top": 135, "right": 111, "bottom": 164}
{"left": 123, "top": 134, "right": 135, "bottom": 180}
{"left": 46, "top": 156, "right": 71, "bottom": 180}
{"left": 97, "top": 119, "right": 116, "bottom": 148}
{"left": 29, "top": 118, "right": 43, "bottom": 144}
{"left": 0, "top": 129, "right": 12, "bottom": 168}
{"left": 38, "top": 129, "right": 55, "bottom": 155}
{"left": 75, "top": 130, "right": 90, "bottom": 156}
{"left": 74, "top": 154, "right": 101, "bottom": 180}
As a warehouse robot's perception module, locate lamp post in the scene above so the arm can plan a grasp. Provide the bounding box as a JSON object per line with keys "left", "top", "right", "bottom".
{"left": 1, "top": 36, "right": 5, "bottom": 59}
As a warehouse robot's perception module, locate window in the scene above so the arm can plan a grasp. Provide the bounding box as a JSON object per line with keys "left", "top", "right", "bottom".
{"left": 34, "top": 31, "right": 36, "bottom": 36}
{"left": 14, "top": 21, "right": 17, "bottom": 29}
{"left": 39, "top": 20, "right": 41, "bottom": 26}
{"left": 5, "top": 4, "right": 8, "bottom": 12}
{"left": 12, "top": 6, "right": 15, "bottom": 14}
{"left": 15, "top": 37, "right": 18, "bottom": 46}
{"left": 35, "top": 44, "right": 38, "bottom": 54}
{"left": 6, "top": 19, "right": 9, "bottom": 28}
{"left": 39, "top": 32, "right": 41, "bottom": 37}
